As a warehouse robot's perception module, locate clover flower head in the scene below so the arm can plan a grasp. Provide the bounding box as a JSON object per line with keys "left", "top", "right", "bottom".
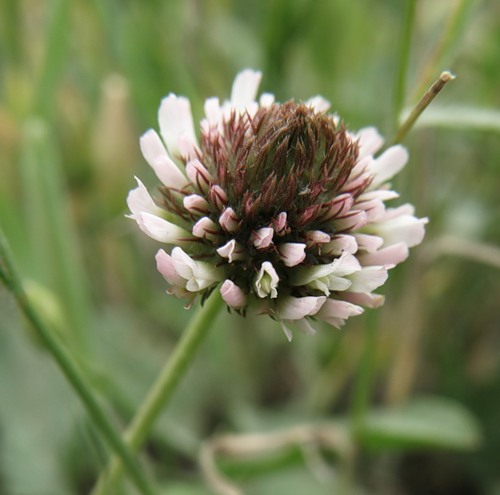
{"left": 128, "top": 69, "right": 427, "bottom": 340}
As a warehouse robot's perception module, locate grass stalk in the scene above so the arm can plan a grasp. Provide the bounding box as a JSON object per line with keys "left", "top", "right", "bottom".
{"left": 0, "top": 228, "right": 157, "bottom": 495}
{"left": 393, "top": 0, "right": 417, "bottom": 130}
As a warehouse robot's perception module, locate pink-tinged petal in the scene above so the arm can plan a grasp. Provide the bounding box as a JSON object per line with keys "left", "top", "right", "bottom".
{"left": 277, "top": 295, "right": 326, "bottom": 320}
{"left": 154, "top": 156, "right": 191, "bottom": 190}
{"left": 155, "top": 249, "right": 185, "bottom": 286}
{"left": 348, "top": 154, "right": 371, "bottom": 179}
{"left": 369, "top": 145, "right": 409, "bottom": 188}
{"left": 348, "top": 266, "right": 388, "bottom": 293}
{"left": 357, "top": 190, "right": 400, "bottom": 202}
{"left": 204, "top": 97, "right": 221, "bottom": 125}
{"left": 316, "top": 298, "right": 364, "bottom": 329}
{"left": 209, "top": 185, "right": 228, "bottom": 210}
{"left": 220, "top": 280, "right": 246, "bottom": 309}
{"left": 252, "top": 227, "right": 274, "bottom": 249}
{"left": 259, "top": 93, "right": 275, "bottom": 107}
{"left": 374, "top": 212, "right": 428, "bottom": 248}
{"left": 186, "top": 159, "right": 212, "bottom": 193}
{"left": 139, "top": 130, "right": 189, "bottom": 189}
{"left": 354, "top": 234, "right": 384, "bottom": 252}
{"left": 219, "top": 207, "right": 240, "bottom": 233}
{"left": 355, "top": 198, "right": 386, "bottom": 222}
{"left": 192, "top": 217, "right": 220, "bottom": 241}
{"left": 183, "top": 194, "right": 209, "bottom": 215}
{"left": 355, "top": 127, "right": 384, "bottom": 159}
{"left": 331, "top": 251, "right": 361, "bottom": 277}
{"left": 358, "top": 242, "right": 409, "bottom": 267}
{"left": 305, "top": 230, "right": 331, "bottom": 246}
{"left": 343, "top": 292, "right": 385, "bottom": 308}
{"left": 322, "top": 193, "right": 354, "bottom": 220}
{"left": 341, "top": 170, "right": 372, "bottom": 194}
{"left": 136, "top": 213, "right": 190, "bottom": 244}
{"left": 306, "top": 96, "right": 331, "bottom": 113}
{"left": 322, "top": 234, "right": 358, "bottom": 256}
{"left": 177, "top": 134, "right": 198, "bottom": 160}
{"left": 254, "top": 261, "right": 279, "bottom": 298}
{"left": 335, "top": 210, "right": 368, "bottom": 231}
{"left": 170, "top": 247, "right": 196, "bottom": 280}
{"left": 171, "top": 247, "right": 223, "bottom": 291}
{"left": 320, "top": 298, "right": 364, "bottom": 319}
{"left": 216, "top": 239, "right": 245, "bottom": 262}
{"left": 272, "top": 212, "right": 288, "bottom": 235}
{"left": 383, "top": 203, "right": 416, "bottom": 219}
{"left": 230, "top": 69, "right": 262, "bottom": 108}
{"left": 200, "top": 119, "right": 210, "bottom": 136}
{"left": 127, "top": 177, "right": 163, "bottom": 217}
{"left": 158, "top": 94, "right": 197, "bottom": 158}
{"left": 321, "top": 234, "right": 358, "bottom": 256}
{"left": 278, "top": 243, "right": 307, "bottom": 267}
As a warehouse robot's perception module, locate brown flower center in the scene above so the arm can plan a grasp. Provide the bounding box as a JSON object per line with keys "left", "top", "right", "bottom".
{"left": 201, "top": 102, "right": 360, "bottom": 233}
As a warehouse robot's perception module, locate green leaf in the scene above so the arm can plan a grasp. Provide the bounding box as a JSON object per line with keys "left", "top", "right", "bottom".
{"left": 359, "top": 395, "right": 482, "bottom": 451}
{"left": 410, "top": 105, "right": 500, "bottom": 133}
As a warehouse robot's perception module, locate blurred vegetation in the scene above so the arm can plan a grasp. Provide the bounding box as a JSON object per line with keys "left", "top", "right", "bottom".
{"left": 0, "top": 0, "right": 499, "bottom": 494}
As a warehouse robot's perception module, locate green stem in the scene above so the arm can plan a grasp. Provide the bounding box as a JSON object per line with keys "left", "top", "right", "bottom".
{"left": 393, "top": 0, "right": 417, "bottom": 129}
{"left": 0, "top": 228, "right": 156, "bottom": 495}
{"left": 93, "top": 289, "right": 224, "bottom": 495}
{"left": 392, "top": 71, "right": 455, "bottom": 144}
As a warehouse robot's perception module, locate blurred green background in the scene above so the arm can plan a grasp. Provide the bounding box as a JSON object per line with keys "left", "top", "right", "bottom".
{"left": 0, "top": 0, "right": 499, "bottom": 494}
